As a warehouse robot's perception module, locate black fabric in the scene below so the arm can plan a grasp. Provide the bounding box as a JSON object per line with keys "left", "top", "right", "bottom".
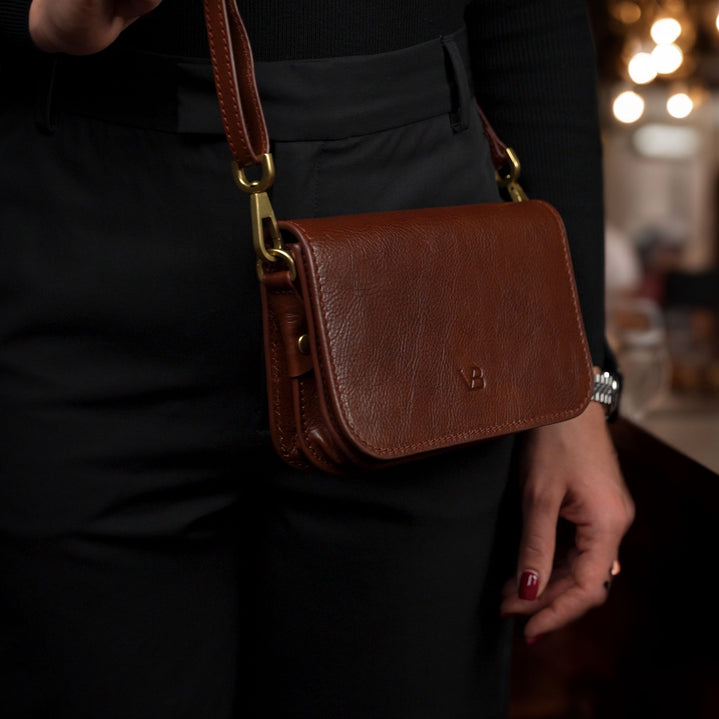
{"left": 0, "top": 532, "right": 254, "bottom": 718}
{"left": 0, "top": 32, "right": 520, "bottom": 718}
{"left": 117, "top": 0, "right": 471, "bottom": 61}
{"left": 0, "top": 0, "right": 32, "bottom": 49}
{"left": 255, "top": 445, "right": 519, "bottom": 719}
{"left": 10, "top": 27, "right": 473, "bottom": 139}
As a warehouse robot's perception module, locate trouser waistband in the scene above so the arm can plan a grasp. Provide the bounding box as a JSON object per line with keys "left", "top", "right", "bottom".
{"left": 8, "top": 27, "right": 474, "bottom": 139}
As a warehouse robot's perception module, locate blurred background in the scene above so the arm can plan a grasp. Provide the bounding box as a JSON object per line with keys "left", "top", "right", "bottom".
{"left": 510, "top": 13, "right": 719, "bottom": 718}
{"left": 586, "top": 0, "right": 719, "bottom": 468}
{"left": 509, "top": 7, "right": 719, "bottom": 717}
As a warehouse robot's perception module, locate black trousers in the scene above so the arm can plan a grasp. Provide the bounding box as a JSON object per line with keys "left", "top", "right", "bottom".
{"left": 0, "top": 29, "right": 519, "bottom": 718}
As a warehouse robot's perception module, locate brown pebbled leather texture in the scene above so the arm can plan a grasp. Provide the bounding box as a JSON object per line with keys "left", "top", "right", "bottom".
{"left": 262, "top": 200, "right": 594, "bottom": 474}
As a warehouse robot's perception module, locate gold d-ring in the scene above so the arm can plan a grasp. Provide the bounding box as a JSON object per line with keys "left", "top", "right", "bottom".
{"left": 255, "top": 248, "right": 296, "bottom": 282}
{"left": 495, "top": 147, "right": 528, "bottom": 202}
{"left": 232, "top": 153, "right": 276, "bottom": 195}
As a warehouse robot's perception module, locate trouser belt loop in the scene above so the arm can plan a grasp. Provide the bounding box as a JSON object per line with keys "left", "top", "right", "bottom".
{"left": 441, "top": 34, "right": 472, "bottom": 133}
{"left": 34, "top": 54, "right": 60, "bottom": 134}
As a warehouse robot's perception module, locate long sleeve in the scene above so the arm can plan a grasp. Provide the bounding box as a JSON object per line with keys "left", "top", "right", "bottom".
{"left": 466, "top": 0, "right": 610, "bottom": 368}
{"left": 0, "top": 0, "right": 32, "bottom": 49}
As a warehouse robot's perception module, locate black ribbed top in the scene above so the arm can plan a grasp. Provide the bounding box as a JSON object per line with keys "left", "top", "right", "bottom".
{"left": 120, "top": 0, "right": 471, "bottom": 59}
{"left": 0, "top": 0, "right": 31, "bottom": 46}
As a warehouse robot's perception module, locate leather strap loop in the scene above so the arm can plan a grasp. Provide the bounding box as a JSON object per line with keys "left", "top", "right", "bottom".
{"left": 476, "top": 105, "right": 510, "bottom": 173}
{"left": 203, "top": 0, "right": 270, "bottom": 167}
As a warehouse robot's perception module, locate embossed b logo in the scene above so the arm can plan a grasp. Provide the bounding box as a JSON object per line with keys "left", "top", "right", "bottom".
{"left": 459, "top": 366, "right": 485, "bottom": 391}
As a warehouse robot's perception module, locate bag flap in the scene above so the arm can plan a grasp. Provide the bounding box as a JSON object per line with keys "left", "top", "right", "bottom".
{"left": 281, "top": 200, "right": 593, "bottom": 460}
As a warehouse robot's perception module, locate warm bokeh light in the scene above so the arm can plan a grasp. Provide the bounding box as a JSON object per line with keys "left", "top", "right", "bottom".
{"left": 666, "top": 92, "right": 694, "bottom": 119}
{"left": 613, "top": 90, "right": 645, "bottom": 123}
{"left": 612, "top": 1, "right": 642, "bottom": 25}
{"left": 652, "top": 43, "right": 684, "bottom": 74}
{"left": 628, "top": 51, "right": 657, "bottom": 84}
{"left": 650, "top": 18, "right": 682, "bottom": 45}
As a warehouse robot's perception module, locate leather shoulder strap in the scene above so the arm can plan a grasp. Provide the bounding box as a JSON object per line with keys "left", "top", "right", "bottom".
{"left": 203, "top": 0, "right": 269, "bottom": 167}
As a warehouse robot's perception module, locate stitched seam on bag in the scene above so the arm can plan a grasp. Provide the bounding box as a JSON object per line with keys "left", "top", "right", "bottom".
{"left": 305, "top": 282, "right": 365, "bottom": 460}
{"left": 297, "top": 378, "right": 331, "bottom": 467}
{"left": 292, "top": 208, "right": 592, "bottom": 457}
{"left": 268, "top": 285, "right": 311, "bottom": 465}
{"left": 544, "top": 201, "right": 595, "bottom": 381}
{"left": 268, "top": 295, "right": 291, "bottom": 457}
{"left": 294, "top": 239, "right": 360, "bottom": 464}
{"left": 228, "top": 1, "right": 269, "bottom": 154}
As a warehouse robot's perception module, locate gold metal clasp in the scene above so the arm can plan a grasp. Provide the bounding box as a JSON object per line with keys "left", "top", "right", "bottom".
{"left": 495, "top": 147, "right": 529, "bottom": 203}
{"left": 232, "top": 153, "right": 296, "bottom": 280}
{"left": 247, "top": 189, "right": 282, "bottom": 264}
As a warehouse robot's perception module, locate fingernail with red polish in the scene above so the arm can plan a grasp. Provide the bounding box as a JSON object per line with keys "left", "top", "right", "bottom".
{"left": 527, "top": 634, "right": 546, "bottom": 646}
{"left": 519, "top": 570, "right": 540, "bottom": 600}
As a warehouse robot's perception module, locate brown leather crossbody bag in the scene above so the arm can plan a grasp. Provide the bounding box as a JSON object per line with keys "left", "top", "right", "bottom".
{"left": 203, "top": 0, "right": 594, "bottom": 474}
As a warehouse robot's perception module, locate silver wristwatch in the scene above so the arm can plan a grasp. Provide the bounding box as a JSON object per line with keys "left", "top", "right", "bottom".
{"left": 591, "top": 370, "right": 622, "bottom": 421}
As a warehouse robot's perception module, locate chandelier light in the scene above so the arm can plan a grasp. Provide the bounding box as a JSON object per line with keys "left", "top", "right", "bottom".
{"left": 666, "top": 92, "right": 693, "bottom": 118}
{"left": 613, "top": 90, "right": 645, "bottom": 123}
{"left": 650, "top": 17, "right": 682, "bottom": 44}
{"left": 628, "top": 51, "right": 657, "bottom": 83}
{"left": 651, "top": 42, "right": 684, "bottom": 74}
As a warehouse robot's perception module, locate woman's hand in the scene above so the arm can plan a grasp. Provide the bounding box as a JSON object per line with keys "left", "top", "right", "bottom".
{"left": 500, "top": 391, "right": 635, "bottom": 643}
{"left": 29, "top": 0, "right": 162, "bottom": 55}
